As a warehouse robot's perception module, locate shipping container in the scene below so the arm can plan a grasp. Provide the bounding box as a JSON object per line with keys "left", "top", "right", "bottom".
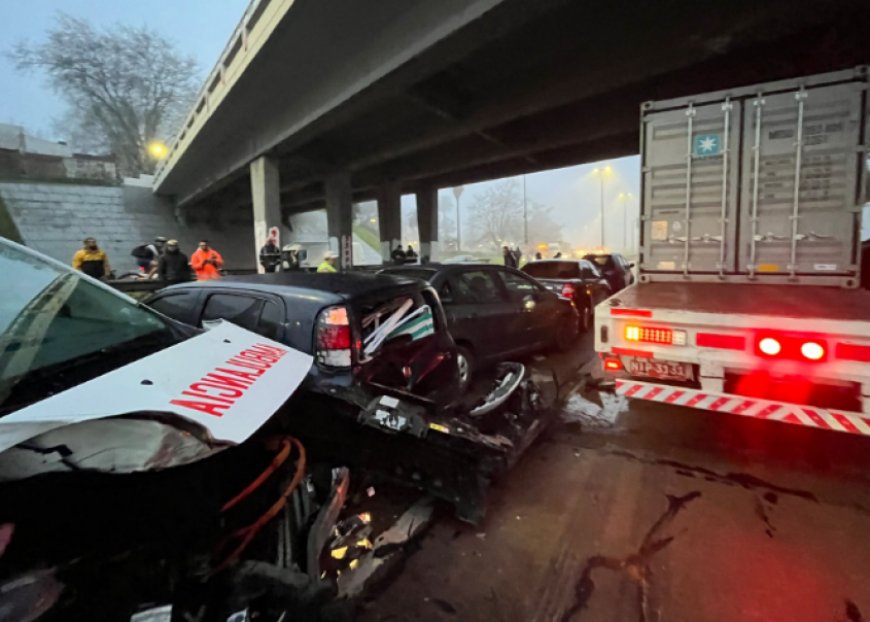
{"left": 639, "top": 67, "right": 868, "bottom": 287}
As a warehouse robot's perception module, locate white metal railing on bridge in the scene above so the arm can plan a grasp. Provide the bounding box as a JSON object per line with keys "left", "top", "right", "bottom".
{"left": 152, "top": 0, "right": 296, "bottom": 192}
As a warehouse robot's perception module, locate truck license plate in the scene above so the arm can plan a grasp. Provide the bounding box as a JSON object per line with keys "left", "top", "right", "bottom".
{"left": 627, "top": 358, "right": 692, "bottom": 381}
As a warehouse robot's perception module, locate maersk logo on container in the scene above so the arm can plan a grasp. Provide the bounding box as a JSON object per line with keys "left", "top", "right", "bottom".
{"left": 693, "top": 134, "right": 721, "bottom": 158}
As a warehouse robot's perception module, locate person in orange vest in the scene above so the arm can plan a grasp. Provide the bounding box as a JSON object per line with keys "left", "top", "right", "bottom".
{"left": 190, "top": 240, "right": 224, "bottom": 280}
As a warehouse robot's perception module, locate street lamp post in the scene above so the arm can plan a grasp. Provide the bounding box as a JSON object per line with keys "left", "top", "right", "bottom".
{"left": 452, "top": 186, "right": 465, "bottom": 251}
{"left": 592, "top": 165, "right": 612, "bottom": 250}
{"left": 523, "top": 174, "right": 528, "bottom": 246}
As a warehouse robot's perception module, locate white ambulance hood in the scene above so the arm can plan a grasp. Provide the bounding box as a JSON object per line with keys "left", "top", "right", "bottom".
{"left": 0, "top": 321, "right": 312, "bottom": 481}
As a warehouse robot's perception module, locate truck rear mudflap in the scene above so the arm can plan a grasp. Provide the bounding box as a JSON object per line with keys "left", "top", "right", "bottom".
{"left": 613, "top": 378, "right": 870, "bottom": 436}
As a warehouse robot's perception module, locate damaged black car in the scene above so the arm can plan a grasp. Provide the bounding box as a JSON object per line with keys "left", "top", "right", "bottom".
{"left": 145, "top": 272, "right": 557, "bottom": 522}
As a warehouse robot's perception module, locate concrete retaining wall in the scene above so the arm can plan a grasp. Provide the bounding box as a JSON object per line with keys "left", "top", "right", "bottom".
{"left": 0, "top": 181, "right": 256, "bottom": 272}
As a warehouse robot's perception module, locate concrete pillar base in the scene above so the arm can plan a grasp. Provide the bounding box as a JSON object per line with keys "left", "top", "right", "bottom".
{"left": 377, "top": 182, "right": 402, "bottom": 264}
{"left": 416, "top": 186, "right": 438, "bottom": 264}
{"left": 250, "top": 156, "right": 281, "bottom": 273}
{"left": 325, "top": 172, "right": 353, "bottom": 270}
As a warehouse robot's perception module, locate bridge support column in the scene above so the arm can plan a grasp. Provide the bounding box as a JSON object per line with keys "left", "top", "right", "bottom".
{"left": 250, "top": 156, "right": 281, "bottom": 273}
{"left": 416, "top": 186, "right": 438, "bottom": 263}
{"left": 325, "top": 172, "right": 353, "bottom": 270}
{"left": 377, "top": 182, "right": 402, "bottom": 263}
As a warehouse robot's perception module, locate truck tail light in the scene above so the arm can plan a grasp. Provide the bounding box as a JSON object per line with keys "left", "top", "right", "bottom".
{"left": 316, "top": 306, "right": 353, "bottom": 367}
{"left": 624, "top": 325, "right": 686, "bottom": 346}
{"left": 755, "top": 334, "right": 827, "bottom": 362}
{"left": 800, "top": 341, "right": 825, "bottom": 361}
{"left": 758, "top": 337, "right": 782, "bottom": 356}
{"left": 603, "top": 357, "right": 623, "bottom": 371}
{"left": 561, "top": 283, "right": 576, "bottom": 299}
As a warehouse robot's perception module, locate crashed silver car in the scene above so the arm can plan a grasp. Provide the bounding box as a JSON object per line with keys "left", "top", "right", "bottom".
{"left": 0, "top": 238, "right": 349, "bottom": 620}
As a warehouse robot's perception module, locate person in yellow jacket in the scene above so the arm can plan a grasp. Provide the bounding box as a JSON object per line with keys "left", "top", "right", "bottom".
{"left": 317, "top": 251, "right": 338, "bottom": 273}
{"left": 72, "top": 237, "right": 111, "bottom": 280}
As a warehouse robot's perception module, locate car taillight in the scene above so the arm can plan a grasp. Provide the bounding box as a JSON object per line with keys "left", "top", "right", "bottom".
{"left": 561, "top": 283, "right": 576, "bottom": 298}
{"left": 754, "top": 334, "right": 827, "bottom": 362}
{"left": 624, "top": 325, "right": 686, "bottom": 346}
{"left": 316, "top": 306, "right": 353, "bottom": 367}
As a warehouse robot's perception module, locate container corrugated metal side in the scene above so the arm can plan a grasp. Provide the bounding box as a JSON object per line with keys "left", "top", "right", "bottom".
{"left": 639, "top": 67, "right": 868, "bottom": 288}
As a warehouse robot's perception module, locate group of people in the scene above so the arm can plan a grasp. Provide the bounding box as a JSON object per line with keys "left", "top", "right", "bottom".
{"left": 391, "top": 243, "right": 418, "bottom": 265}
{"left": 71, "top": 236, "right": 224, "bottom": 283}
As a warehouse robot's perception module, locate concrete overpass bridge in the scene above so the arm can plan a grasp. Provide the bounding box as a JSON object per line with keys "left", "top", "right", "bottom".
{"left": 153, "top": 0, "right": 870, "bottom": 266}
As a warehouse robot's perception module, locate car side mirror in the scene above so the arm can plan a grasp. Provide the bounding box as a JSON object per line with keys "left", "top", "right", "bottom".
{"left": 628, "top": 262, "right": 636, "bottom": 268}
{"left": 523, "top": 294, "right": 537, "bottom": 312}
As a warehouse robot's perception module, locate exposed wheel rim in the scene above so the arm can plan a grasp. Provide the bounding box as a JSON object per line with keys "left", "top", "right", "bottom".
{"left": 457, "top": 353, "right": 471, "bottom": 386}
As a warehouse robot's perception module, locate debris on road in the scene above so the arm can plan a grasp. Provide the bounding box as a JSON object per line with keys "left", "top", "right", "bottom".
{"left": 338, "top": 497, "right": 436, "bottom": 599}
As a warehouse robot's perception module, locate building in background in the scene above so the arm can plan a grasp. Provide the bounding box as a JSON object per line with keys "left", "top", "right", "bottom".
{"left": 0, "top": 123, "right": 117, "bottom": 182}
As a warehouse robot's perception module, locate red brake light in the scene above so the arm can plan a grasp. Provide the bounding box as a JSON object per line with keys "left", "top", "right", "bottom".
{"left": 318, "top": 325, "right": 351, "bottom": 350}
{"left": 755, "top": 334, "right": 827, "bottom": 362}
{"left": 758, "top": 337, "right": 782, "bottom": 356}
{"left": 800, "top": 341, "right": 825, "bottom": 361}
{"left": 561, "top": 283, "right": 576, "bottom": 298}
{"left": 316, "top": 306, "right": 352, "bottom": 367}
{"left": 603, "top": 357, "right": 623, "bottom": 371}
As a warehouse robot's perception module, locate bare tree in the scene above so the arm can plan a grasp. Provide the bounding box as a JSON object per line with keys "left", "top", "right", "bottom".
{"left": 10, "top": 14, "right": 199, "bottom": 175}
{"left": 468, "top": 179, "right": 562, "bottom": 248}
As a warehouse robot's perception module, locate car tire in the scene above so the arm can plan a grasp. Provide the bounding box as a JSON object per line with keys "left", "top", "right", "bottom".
{"left": 456, "top": 345, "right": 475, "bottom": 393}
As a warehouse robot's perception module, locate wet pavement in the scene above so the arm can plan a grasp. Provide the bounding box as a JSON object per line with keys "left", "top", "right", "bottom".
{"left": 356, "top": 334, "right": 870, "bottom": 622}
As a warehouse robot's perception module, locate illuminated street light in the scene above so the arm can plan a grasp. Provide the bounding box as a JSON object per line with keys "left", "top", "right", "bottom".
{"left": 591, "top": 165, "right": 612, "bottom": 249}
{"left": 147, "top": 140, "right": 169, "bottom": 160}
{"left": 370, "top": 217, "right": 378, "bottom": 224}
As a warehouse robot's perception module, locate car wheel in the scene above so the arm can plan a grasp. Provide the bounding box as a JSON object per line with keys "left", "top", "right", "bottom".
{"left": 456, "top": 346, "right": 474, "bottom": 393}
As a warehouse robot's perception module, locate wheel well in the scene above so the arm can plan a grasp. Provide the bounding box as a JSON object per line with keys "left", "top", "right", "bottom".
{"left": 454, "top": 339, "right": 474, "bottom": 353}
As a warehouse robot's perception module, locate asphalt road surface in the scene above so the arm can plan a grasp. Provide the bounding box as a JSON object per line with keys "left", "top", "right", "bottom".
{"left": 358, "top": 333, "right": 870, "bottom": 622}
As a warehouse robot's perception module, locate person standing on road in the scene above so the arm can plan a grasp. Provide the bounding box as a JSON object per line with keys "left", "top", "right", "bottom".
{"left": 405, "top": 244, "right": 418, "bottom": 262}
{"left": 259, "top": 236, "right": 281, "bottom": 273}
{"left": 190, "top": 240, "right": 224, "bottom": 280}
{"left": 535, "top": 251, "right": 543, "bottom": 261}
{"left": 317, "top": 251, "right": 338, "bottom": 273}
{"left": 157, "top": 240, "right": 191, "bottom": 285}
{"left": 72, "top": 237, "right": 111, "bottom": 280}
{"left": 502, "top": 245, "right": 517, "bottom": 268}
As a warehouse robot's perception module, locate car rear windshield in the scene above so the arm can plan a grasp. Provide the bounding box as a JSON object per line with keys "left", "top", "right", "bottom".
{"left": 359, "top": 292, "right": 437, "bottom": 359}
{"left": 523, "top": 262, "right": 580, "bottom": 279}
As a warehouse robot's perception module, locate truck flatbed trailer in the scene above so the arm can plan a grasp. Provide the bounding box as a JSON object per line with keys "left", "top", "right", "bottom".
{"left": 612, "top": 282, "right": 870, "bottom": 324}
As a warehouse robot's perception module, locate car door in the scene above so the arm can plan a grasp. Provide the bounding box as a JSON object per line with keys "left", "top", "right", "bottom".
{"left": 496, "top": 268, "right": 557, "bottom": 348}
{"left": 445, "top": 268, "right": 520, "bottom": 362}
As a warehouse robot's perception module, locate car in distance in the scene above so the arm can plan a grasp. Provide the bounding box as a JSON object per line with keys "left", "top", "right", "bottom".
{"left": 379, "top": 264, "right": 580, "bottom": 390}
{"left": 521, "top": 259, "right": 612, "bottom": 331}
{"left": 583, "top": 252, "right": 635, "bottom": 292}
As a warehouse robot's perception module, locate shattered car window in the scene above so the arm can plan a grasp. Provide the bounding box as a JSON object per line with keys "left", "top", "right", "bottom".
{"left": 0, "top": 241, "right": 177, "bottom": 414}
{"left": 361, "top": 295, "right": 435, "bottom": 357}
